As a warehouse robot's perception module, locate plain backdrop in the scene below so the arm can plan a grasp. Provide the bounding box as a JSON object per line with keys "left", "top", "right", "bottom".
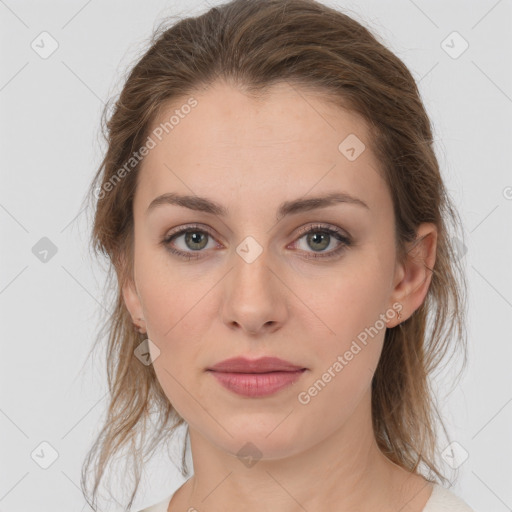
{"left": 1, "top": 0, "right": 511, "bottom": 511}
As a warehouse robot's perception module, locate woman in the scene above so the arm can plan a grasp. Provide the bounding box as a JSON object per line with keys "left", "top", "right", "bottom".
{"left": 81, "top": 0, "right": 474, "bottom": 511}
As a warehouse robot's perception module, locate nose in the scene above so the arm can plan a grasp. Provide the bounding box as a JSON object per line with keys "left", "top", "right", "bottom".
{"left": 221, "top": 250, "right": 287, "bottom": 337}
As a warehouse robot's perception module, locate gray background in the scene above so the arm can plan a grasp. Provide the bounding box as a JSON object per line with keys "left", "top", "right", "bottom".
{"left": 1, "top": 0, "right": 511, "bottom": 511}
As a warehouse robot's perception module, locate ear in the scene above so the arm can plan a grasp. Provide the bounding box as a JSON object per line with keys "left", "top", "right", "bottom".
{"left": 120, "top": 254, "right": 146, "bottom": 332}
{"left": 388, "top": 222, "right": 437, "bottom": 327}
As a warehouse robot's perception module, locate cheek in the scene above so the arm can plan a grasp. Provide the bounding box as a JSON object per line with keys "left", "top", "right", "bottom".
{"left": 300, "top": 288, "right": 386, "bottom": 407}
{"left": 136, "top": 253, "right": 212, "bottom": 339}
{"left": 146, "top": 297, "right": 208, "bottom": 422}
{"left": 294, "top": 252, "right": 392, "bottom": 402}
{"left": 302, "top": 257, "right": 392, "bottom": 344}
{"left": 136, "top": 259, "right": 215, "bottom": 377}
{"left": 296, "top": 271, "right": 389, "bottom": 427}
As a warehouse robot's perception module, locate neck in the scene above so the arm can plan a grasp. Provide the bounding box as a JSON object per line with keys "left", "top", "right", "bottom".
{"left": 174, "top": 387, "right": 431, "bottom": 512}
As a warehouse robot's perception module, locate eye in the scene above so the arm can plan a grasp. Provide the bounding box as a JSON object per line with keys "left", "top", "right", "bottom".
{"left": 161, "top": 223, "right": 352, "bottom": 261}
{"left": 161, "top": 224, "right": 219, "bottom": 260}
{"left": 290, "top": 223, "right": 352, "bottom": 260}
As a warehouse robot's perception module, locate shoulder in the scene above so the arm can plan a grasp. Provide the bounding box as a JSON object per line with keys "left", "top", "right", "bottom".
{"left": 136, "top": 492, "right": 174, "bottom": 512}
{"left": 422, "top": 483, "right": 475, "bottom": 512}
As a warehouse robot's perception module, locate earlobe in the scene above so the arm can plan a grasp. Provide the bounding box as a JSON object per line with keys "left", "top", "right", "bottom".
{"left": 388, "top": 223, "right": 438, "bottom": 327}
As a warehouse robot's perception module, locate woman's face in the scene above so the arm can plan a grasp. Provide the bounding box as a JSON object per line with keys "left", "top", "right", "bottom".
{"left": 124, "top": 81, "right": 407, "bottom": 459}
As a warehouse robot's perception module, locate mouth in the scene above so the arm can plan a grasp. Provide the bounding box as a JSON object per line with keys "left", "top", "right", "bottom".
{"left": 207, "top": 355, "right": 306, "bottom": 373}
{"left": 206, "top": 356, "right": 307, "bottom": 397}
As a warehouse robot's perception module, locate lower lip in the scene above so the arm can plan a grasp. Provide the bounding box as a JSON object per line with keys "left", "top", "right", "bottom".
{"left": 208, "top": 369, "right": 306, "bottom": 397}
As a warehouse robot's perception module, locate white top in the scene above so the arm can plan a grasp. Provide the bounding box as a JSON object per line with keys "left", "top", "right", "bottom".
{"left": 422, "top": 484, "right": 475, "bottom": 512}
{"left": 138, "top": 483, "right": 475, "bottom": 511}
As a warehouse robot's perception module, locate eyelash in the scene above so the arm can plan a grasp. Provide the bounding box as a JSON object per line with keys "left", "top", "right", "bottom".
{"left": 161, "top": 223, "right": 352, "bottom": 261}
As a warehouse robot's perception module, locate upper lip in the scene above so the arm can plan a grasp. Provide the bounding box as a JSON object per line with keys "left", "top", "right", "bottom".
{"left": 207, "top": 356, "right": 306, "bottom": 373}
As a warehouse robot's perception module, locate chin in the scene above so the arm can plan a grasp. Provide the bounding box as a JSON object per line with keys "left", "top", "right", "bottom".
{"left": 215, "top": 415, "right": 311, "bottom": 461}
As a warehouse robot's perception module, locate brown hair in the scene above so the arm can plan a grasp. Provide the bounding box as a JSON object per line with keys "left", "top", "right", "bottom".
{"left": 81, "top": 0, "right": 468, "bottom": 509}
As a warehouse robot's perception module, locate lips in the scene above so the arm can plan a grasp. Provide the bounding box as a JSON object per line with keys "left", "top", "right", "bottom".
{"left": 207, "top": 356, "right": 306, "bottom": 373}
{"left": 206, "top": 356, "right": 307, "bottom": 398}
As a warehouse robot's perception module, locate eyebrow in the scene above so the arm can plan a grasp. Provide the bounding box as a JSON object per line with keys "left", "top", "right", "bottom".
{"left": 146, "top": 191, "right": 369, "bottom": 219}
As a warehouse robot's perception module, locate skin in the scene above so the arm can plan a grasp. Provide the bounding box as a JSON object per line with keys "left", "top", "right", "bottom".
{"left": 122, "top": 81, "right": 438, "bottom": 512}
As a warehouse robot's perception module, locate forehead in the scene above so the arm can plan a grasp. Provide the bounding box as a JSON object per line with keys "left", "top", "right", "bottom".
{"left": 136, "top": 81, "right": 386, "bottom": 212}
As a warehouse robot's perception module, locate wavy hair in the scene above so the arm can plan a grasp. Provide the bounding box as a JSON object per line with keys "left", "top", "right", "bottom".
{"left": 81, "top": 0, "right": 468, "bottom": 509}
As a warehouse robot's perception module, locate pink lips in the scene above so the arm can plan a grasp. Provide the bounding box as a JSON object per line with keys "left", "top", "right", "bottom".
{"left": 207, "top": 356, "right": 307, "bottom": 398}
